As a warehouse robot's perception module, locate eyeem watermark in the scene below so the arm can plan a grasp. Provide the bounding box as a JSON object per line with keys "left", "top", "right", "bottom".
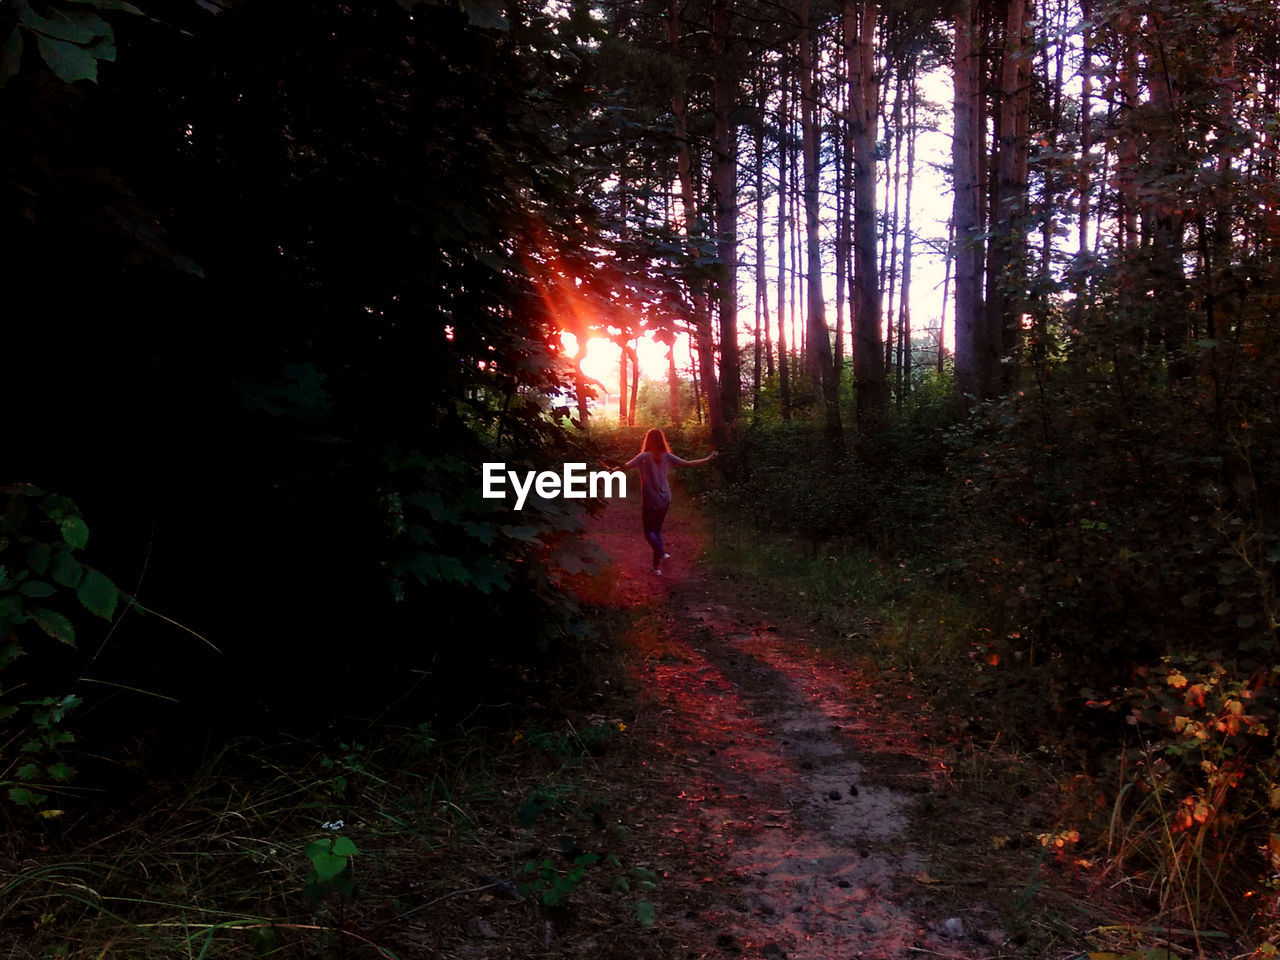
{"left": 482, "top": 462, "right": 626, "bottom": 510}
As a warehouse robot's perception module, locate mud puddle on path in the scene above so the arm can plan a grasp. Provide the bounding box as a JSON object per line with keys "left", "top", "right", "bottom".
{"left": 639, "top": 592, "right": 1002, "bottom": 960}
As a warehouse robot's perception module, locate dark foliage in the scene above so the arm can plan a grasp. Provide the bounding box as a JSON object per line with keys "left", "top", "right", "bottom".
{"left": 2, "top": 0, "right": 608, "bottom": 738}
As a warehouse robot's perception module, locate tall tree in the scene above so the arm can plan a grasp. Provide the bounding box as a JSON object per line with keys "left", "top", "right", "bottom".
{"left": 776, "top": 66, "right": 794, "bottom": 420}
{"left": 985, "top": 0, "right": 1033, "bottom": 382}
{"left": 846, "top": 0, "right": 887, "bottom": 420}
{"left": 952, "top": 0, "right": 988, "bottom": 406}
{"left": 711, "top": 0, "right": 742, "bottom": 426}
{"left": 800, "top": 0, "right": 845, "bottom": 447}
{"left": 668, "top": 0, "right": 725, "bottom": 441}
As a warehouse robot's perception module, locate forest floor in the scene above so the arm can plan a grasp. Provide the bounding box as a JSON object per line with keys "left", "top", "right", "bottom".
{"left": 0, "top": 488, "right": 1180, "bottom": 959}
{"left": 422, "top": 491, "right": 1120, "bottom": 960}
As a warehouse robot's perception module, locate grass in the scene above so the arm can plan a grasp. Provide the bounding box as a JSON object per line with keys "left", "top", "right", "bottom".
{"left": 702, "top": 520, "right": 980, "bottom": 679}
{"left": 0, "top": 671, "right": 668, "bottom": 959}
{"left": 698, "top": 509, "right": 1277, "bottom": 960}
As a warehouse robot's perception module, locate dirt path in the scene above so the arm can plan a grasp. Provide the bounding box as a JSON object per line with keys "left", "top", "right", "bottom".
{"left": 587, "top": 493, "right": 1006, "bottom": 960}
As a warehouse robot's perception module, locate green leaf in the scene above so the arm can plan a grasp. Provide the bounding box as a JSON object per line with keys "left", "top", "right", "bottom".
{"left": 26, "top": 543, "right": 50, "bottom": 575}
{"left": 470, "top": 557, "right": 509, "bottom": 594}
{"left": 65, "top": 0, "right": 143, "bottom": 14}
{"left": 306, "top": 840, "right": 351, "bottom": 882}
{"left": 29, "top": 608, "right": 75, "bottom": 646}
{"left": 89, "top": 35, "right": 115, "bottom": 62}
{"left": 46, "top": 762, "right": 76, "bottom": 782}
{"left": 77, "top": 567, "right": 117, "bottom": 619}
{"left": 16, "top": 1, "right": 110, "bottom": 44}
{"left": 50, "top": 550, "right": 83, "bottom": 588}
{"left": 0, "top": 27, "right": 23, "bottom": 85}
{"left": 2, "top": 484, "right": 45, "bottom": 497}
{"left": 499, "top": 524, "right": 541, "bottom": 543}
{"left": 635, "top": 901, "right": 657, "bottom": 927}
{"left": 0, "top": 641, "right": 25, "bottom": 669}
{"left": 59, "top": 516, "right": 89, "bottom": 550}
{"left": 15, "top": 763, "right": 40, "bottom": 781}
{"left": 40, "top": 495, "right": 78, "bottom": 522}
{"left": 19, "top": 581, "right": 57, "bottom": 599}
{"left": 47, "top": 694, "right": 80, "bottom": 724}
{"left": 331, "top": 836, "right": 360, "bottom": 857}
{"left": 462, "top": 521, "right": 495, "bottom": 545}
{"left": 33, "top": 34, "right": 97, "bottom": 83}
{"left": 541, "top": 886, "right": 564, "bottom": 907}
{"left": 517, "top": 796, "right": 547, "bottom": 826}
{"left": 7, "top": 787, "right": 46, "bottom": 807}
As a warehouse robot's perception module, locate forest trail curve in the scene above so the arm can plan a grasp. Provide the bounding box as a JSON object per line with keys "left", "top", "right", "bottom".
{"left": 581, "top": 492, "right": 1007, "bottom": 960}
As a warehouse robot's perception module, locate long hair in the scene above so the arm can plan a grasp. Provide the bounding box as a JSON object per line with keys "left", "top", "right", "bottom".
{"left": 640, "top": 428, "right": 670, "bottom": 463}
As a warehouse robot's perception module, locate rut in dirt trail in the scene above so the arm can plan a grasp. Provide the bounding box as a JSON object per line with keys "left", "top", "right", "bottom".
{"left": 590, "top": 494, "right": 1005, "bottom": 960}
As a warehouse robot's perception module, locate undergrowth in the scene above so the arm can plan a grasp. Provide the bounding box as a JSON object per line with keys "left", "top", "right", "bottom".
{"left": 0, "top": 640, "right": 667, "bottom": 959}
{"left": 699, "top": 397, "right": 1280, "bottom": 958}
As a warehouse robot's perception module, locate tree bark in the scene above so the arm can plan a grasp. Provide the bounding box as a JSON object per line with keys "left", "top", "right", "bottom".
{"left": 776, "top": 72, "right": 793, "bottom": 420}
{"left": 984, "top": 0, "right": 1032, "bottom": 388}
{"left": 952, "top": 0, "right": 986, "bottom": 409}
{"left": 801, "top": 0, "right": 845, "bottom": 448}
{"left": 628, "top": 342, "right": 640, "bottom": 426}
{"left": 619, "top": 339, "right": 628, "bottom": 423}
{"left": 846, "top": 0, "right": 887, "bottom": 421}
{"left": 753, "top": 73, "right": 770, "bottom": 419}
{"left": 711, "top": 0, "right": 741, "bottom": 424}
{"left": 1072, "top": 0, "right": 1093, "bottom": 331}
{"left": 668, "top": 0, "right": 724, "bottom": 441}
{"left": 899, "top": 61, "right": 917, "bottom": 400}
{"left": 667, "top": 342, "right": 680, "bottom": 424}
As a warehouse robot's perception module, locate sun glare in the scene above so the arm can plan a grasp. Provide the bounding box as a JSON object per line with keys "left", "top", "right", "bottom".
{"left": 559, "top": 330, "right": 687, "bottom": 402}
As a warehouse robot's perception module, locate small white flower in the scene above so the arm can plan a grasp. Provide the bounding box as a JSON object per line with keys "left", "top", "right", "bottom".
{"left": 321, "top": 819, "right": 345, "bottom": 831}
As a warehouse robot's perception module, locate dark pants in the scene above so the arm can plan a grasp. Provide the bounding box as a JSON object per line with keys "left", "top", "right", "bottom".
{"left": 642, "top": 506, "right": 668, "bottom": 566}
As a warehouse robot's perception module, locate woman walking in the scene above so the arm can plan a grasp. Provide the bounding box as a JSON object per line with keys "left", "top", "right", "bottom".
{"left": 623, "top": 428, "right": 718, "bottom": 575}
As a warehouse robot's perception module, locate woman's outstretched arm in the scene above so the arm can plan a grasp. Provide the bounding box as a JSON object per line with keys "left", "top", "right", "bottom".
{"left": 671, "top": 451, "right": 719, "bottom": 467}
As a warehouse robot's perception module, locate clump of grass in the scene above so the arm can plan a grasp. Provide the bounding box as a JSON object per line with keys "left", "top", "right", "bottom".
{"left": 703, "top": 524, "right": 979, "bottom": 677}
{"left": 0, "top": 676, "right": 668, "bottom": 960}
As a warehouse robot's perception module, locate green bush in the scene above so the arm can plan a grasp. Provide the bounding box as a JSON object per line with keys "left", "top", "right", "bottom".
{"left": 0, "top": 485, "right": 121, "bottom": 810}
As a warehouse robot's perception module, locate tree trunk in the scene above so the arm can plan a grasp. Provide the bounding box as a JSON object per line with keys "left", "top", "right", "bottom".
{"left": 885, "top": 64, "right": 904, "bottom": 389}
{"left": 952, "top": 0, "right": 986, "bottom": 408}
{"left": 939, "top": 216, "right": 953, "bottom": 374}
{"left": 984, "top": 0, "right": 1031, "bottom": 389}
{"left": 801, "top": 0, "right": 845, "bottom": 448}
{"left": 835, "top": 46, "right": 850, "bottom": 374}
{"left": 711, "top": 0, "right": 741, "bottom": 425}
{"left": 688, "top": 332, "right": 703, "bottom": 424}
{"left": 846, "top": 0, "right": 887, "bottom": 421}
{"left": 669, "top": 0, "right": 724, "bottom": 441}
{"left": 1072, "top": 0, "right": 1093, "bottom": 331}
{"left": 753, "top": 75, "right": 769, "bottom": 419}
{"left": 628, "top": 343, "right": 639, "bottom": 425}
{"left": 776, "top": 71, "right": 792, "bottom": 420}
{"left": 668, "top": 342, "right": 680, "bottom": 424}
{"left": 618, "top": 340, "right": 628, "bottom": 423}
{"left": 1143, "top": 11, "right": 1189, "bottom": 372}
{"left": 899, "top": 61, "right": 917, "bottom": 400}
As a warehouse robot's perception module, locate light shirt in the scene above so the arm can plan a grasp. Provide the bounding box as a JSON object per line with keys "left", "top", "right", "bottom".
{"left": 625, "top": 451, "right": 693, "bottom": 510}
